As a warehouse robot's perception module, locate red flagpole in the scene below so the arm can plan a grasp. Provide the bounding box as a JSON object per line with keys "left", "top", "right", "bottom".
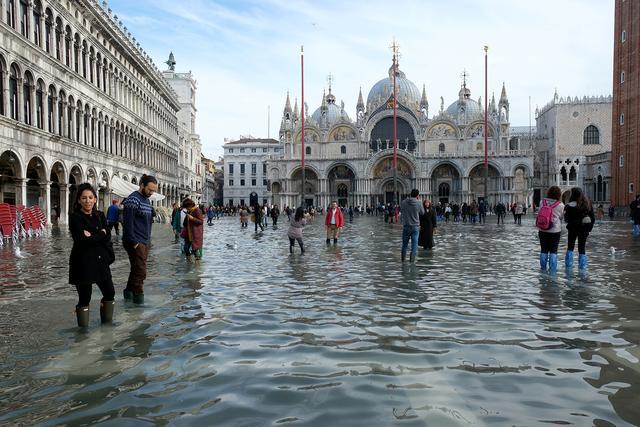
{"left": 393, "top": 52, "right": 398, "bottom": 206}
{"left": 300, "top": 45, "right": 305, "bottom": 207}
{"left": 484, "top": 46, "right": 488, "bottom": 168}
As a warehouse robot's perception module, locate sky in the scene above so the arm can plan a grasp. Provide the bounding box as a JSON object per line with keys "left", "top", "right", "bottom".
{"left": 109, "top": 0, "right": 614, "bottom": 160}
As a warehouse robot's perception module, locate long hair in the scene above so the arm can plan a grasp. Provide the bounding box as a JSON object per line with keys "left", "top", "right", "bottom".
{"left": 569, "top": 187, "right": 591, "bottom": 211}
{"left": 294, "top": 207, "right": 304, "bottom": 222}
{"left": 74, "top": 183, "right": 98, "bottom": 213}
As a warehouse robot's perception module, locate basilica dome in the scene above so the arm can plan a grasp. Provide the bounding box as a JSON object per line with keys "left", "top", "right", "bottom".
{"left": 311, "top": 91, "right": 350, "bottom": 126}
{"left": 446, "top": 86, "right": 482, "bottom": 118}
{"left": 367, "top": 64, "right": 421, "bottom": 111}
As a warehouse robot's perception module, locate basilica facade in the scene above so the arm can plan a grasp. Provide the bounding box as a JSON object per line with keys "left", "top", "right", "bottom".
{"left": 268, "top": 59, "right": 535, "bottom": 209}
{"left": 0, "top": 0, "right": 199, "bottom": 225}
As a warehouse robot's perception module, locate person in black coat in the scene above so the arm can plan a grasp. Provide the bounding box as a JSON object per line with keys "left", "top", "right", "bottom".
{"left": 419, "top": 200, "right": 438, "bottom": 250}
{"left": 563, "top": 187, "right": 595, "bottom": 271}
{"left": 69, "top": 183, "right": 115, "bottom": 328}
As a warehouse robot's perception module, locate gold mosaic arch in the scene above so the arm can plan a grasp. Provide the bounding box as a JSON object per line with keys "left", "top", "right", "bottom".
{"left": 372, "top": 157, "right": 413, "bottom": 179}
{"left": 465, "top": 122, "right": 494, "bottom": 139}
{"left": 329, "top": 126, "right": 357, "bottom": 142}
{"left": 295, "top": 128, "right": 320, "bottom": 143}
{"left": 427, "top": 123, "right": 457, "bottom": 139}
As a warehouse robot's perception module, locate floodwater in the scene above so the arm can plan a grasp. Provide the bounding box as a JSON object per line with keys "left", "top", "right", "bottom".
{"left": 1, "top": 214, "right": 639, "bottom": 426}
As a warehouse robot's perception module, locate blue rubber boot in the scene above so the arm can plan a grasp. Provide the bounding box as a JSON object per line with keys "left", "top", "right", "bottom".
{"left": 634, "top": 224, "right": 640, "bottom": 236}
{"left": 539, "top": 252, "right": 548, "bottom": 270}
{"left": 549, "top": 253, "right": 558, "bottom": 272}
{"left": 578, "top": 254, "right": 587, "bottom": 270}
{"left": 564, "top": 250, "right": 574, "bottom": 268}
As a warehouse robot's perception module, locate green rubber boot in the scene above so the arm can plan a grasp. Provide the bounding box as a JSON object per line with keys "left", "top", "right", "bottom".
{"left": 133, "top": 293, "right": 144, "bottom": 305}
{"left": 76, "top": 306, "right": 89, "bottom": 328}
{"left": 100, "top": 300, "right": 114, "bottom": 324}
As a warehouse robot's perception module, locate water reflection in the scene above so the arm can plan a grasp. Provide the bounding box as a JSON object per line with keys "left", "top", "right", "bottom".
{"left": 0, "top": 217, "right": 639, "bottom": 425}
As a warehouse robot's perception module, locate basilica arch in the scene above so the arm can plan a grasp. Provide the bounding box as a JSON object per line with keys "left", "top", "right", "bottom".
{"left": 326, "top": 163, "right": 357, "bottom": 207}
{"left": 370, "top": 155, "right": 415, "bottom": 204}
{"left": 290, "top": 167, "right": 319, "bottom": 207}
{"left": 368, "top": 115, "right": 418, "bottom": 152}
{"left": 468, "top": 163, "right": 502, "bottom": 203}
{"left": 430, "top": 162, "right": 462, "bottom": 204}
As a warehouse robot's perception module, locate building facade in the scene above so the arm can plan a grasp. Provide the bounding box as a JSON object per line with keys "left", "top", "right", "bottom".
{"left": 222, "top": 138, "right": 280, "bottom": 207}
{"left": 531, "top": 92, "right": 612, "bottom": 205}
{"left": 0, "top": 0, "right": 190, "bottom": 224}
{"left": 163, "top": 53, "right": 202, "bottom": 203}
{"left": 612, "top": 0, "right": 640, "bottom": 208}
{"left": 267, "top": 58, "right": 534, "bottom": 209}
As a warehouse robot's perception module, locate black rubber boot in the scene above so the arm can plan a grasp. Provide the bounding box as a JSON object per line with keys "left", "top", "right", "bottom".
{"left": 401, "top": 251, "right": 406, "bottom": 262}
{"left": 133, "top": 293, "right": 144, "bottom": 305}
{"left": 300, "top": 242, "right": 305, "bottom": 254}
{"left": 410, "top": 253, "right": 416, "bottom": 263}
{"left": 333, "top": 238, "right": 338, "bottom": 244}
{"left": 123, "top": 289, "right": 133, "bottom": 301}
{"left": 289, "top": 245, "right": 293, "bottom": 254}
{"left": 76, "top": 306, "right": 89, "bottom": 328}
{"left": 326, "top": 238, "right": 330, "bottom": 245}
{"left": 100, "top": 300, "right": 114, "bottom": 324}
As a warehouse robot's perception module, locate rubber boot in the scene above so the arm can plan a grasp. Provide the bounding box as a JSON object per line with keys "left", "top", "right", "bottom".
{"left": 549, "top": 253, "right": 558, "bottom": 272}
{"left": 100, "top": 300, "right": 114, "bottom": 324}
{"left": 409, "top": 253, "right": 416, "bottom": 263}
{"left": 76, "top": 306, "right": 89, "bottom": 328}
{"left": 539, "top": 252, "right": 548, "bottom": 270}
{"left": 333, "top": 238, "right": 338, "bottom": 244}
{"left": 289, "top": 245, "right": 293, "bottom": 254}
{"left": 578, "top": 254, "right": 587, "bottom": 270}
{"left": 564, "top": 250, "right": 574, "bottom": 268}
{"left": 326, "top": 238, "right": 330, "bottom": 245}
{"left": 133, "top": 293, "right": 144, "bottom": 305}
{"left": 401, "top": 251, "right": 406, "bottom": 262}
{"left": 299, "top": 242, "right": 305, "bottom": 254}
{"left": 123, "top": 289, "right": 133, "bottom": 301}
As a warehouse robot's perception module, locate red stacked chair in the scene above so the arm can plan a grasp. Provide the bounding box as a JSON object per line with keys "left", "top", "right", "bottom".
{"left": 0, "top": 203, "right": 16, "bottom": 240}
{"left": 32, "top": 205, "right": 47, "bottom": 227}
{"left": 19, "top": 206, "right": 33, "bottom": 237}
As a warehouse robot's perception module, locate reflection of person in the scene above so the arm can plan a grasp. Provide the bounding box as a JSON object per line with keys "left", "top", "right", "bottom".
{"left": 325, "top": 201, "right": 344, "bottom": 244}
{"left": 400, "top": 189, "right": 425, "bottom": 262}
{"left": 122, "top": 174, "right": 157, "bottom": 305}
{"left": 69, "top": 183, "right": 115, "bottom": 328}
{"left": 419, "top": 200, "right": 437, "bottom": 250}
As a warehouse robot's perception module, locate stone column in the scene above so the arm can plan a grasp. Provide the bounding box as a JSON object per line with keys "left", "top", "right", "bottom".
{"left": 38, "top": 16, "right": 44, "bottom": 50}
{"left": 59, "top": 183, "right": 69, "bottom": 225}
{"left": 16, "top": 178, "right": 27, "bottom": 206}
{"left": 1, "top": 70, "right": 8, "bottom": 116}
{"left": 68, "top": 104, "right": 75, "bottom": 141}
{"left": 39, "top": 180, "right": 51, "bottom": 226}
{"left": 61, "top": 100, "right": 68, "bottom": 138}
{"left": 16, "top": 77, "right": 23, "bottom": 122}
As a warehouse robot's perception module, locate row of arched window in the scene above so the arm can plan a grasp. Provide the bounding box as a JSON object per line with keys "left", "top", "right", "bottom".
{"left": 2, "top": 0, "right": 178, "bottom": 137}
{"left": 0, "top": 57, "right": 178, "bottom": 173}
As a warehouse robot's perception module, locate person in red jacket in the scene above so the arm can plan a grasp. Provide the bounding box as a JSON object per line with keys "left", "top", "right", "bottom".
{"left": 325, "top": 201, "right": 344, "bottom": 244}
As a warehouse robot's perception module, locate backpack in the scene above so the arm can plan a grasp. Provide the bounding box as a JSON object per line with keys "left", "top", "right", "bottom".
{"left": 536, "top": 199, "right": 560, "bottom": 230}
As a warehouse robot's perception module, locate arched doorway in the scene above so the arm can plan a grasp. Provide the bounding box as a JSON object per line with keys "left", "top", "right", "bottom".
{"left": 513, "top": 167, "right": 529, "bottom": 203}
{"left": 68, "top": 165, "right": 83, "bottom": 217}
{"left": 0, "top": 151, "right": 23, "bottom": 204}
{"left": 271, "top": 182, "right": 282, "bottom": 207}
{"left": 468, "top": 164, "right": 501, "bottom": 204}
{"left": 431, "top": 163, "right": 461, "bottom": 204}
{"left": 372, "top": 156, "right": 414, "bottom": 204}
{"left": 290, "top": 168, "right": 318, "bottom": 208}
{"left": 50, "top": 161, "right": 67, "bottom": 223}
{"left": 327, "top": 164, "right": 356, "bottom": 207}
{"left": 26, "top": 157, "right": 47, "bottom": 209}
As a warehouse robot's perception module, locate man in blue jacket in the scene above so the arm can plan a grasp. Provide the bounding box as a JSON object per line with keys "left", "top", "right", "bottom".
{"left": 122, "top": 174, "right": 157, "bottom": 304}
{"left": 106, "top": 199, "right": 120, "bottom": 235}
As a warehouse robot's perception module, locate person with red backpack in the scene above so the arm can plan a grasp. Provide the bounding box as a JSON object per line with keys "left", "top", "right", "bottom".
{"left": 536, "top": 186, "right": 564, "bottom": 272}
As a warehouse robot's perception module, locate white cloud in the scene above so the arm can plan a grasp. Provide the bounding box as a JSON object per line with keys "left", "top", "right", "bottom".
{"left": 112, "top": 0, "right": 614, "bottom": 159}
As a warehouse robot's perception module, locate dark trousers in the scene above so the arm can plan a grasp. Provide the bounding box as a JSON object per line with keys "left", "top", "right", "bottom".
{"left": 75, "top": 278, "right": 115, "bottom": 307}
{"left": 479, "top": 213, "right": 485, "bottom": 223}
{"left": 107, "top": 221, "right": 120, "bottom": 236}
{"left": 289, "top": 237, "right": 304, "bottom": 253}
{"left": 272, "top": 217, "right": 278, "bottom": 226}
{"left": 516, "top": 214, "right": 522, "bottom": 225}
{"left": 255, "top": 220, "right": 264, "bottom": 232}
{"left": 123, "top": 241, "right": 148, "bottom": 295}
{"left": 539, "top": 231, "right": 561, "bottom": 254}
{"left": 567, "top": 230, "right": 588, "bottom": 254}
{"left": 497, "top": 213, "right": 505, "bottom": 224}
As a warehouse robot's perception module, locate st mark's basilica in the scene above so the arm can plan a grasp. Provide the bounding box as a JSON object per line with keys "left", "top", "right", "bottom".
{"left": 268, "top": 57, "right": 535, "bottom": 208}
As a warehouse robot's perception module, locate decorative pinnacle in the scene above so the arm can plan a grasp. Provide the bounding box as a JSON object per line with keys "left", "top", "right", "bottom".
{"left": 389, "top": 37, "right": 401, "bottom": 66}
{"left": 165, "top": 51, "right": 176, "bottom": 71}
{"left": 327, "top": 73, "right": 334, "bottom": 94}
{"left": 461, "top": 69, "right": 469, "bottom": 88}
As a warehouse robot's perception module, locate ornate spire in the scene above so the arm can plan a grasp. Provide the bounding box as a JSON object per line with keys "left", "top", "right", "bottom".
{"left": 165, "top": 51, "right": 176, "bottom": 71}
{"left": 420, "top": 84, "right": 428, "bottom": 109}
{"left": 293, "top": 98, "right": 299, "bottom": 119}
{"left": 321, "top": 89, "right": 327, "bottom": 110}
{"left": 499, "top": 82, "right": 509, "bottom": 105}
{"left": 490, "top": 92, "right": 497, "bottom": 112}
{"left": 356, "top": 86, "right": 364, "bottom": 112}
{"left": 283, "top": 91, "right": 292, "bottom": 114}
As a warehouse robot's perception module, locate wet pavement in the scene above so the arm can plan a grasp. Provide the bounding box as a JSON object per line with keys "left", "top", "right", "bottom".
{"left": 1, "top": 214, "right": 639, "bottom": 426}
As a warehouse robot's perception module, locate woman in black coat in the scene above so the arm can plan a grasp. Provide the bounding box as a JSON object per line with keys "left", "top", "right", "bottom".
{"left": 69, "top": 183, "right": 115, "bottom": 328}
{"left": 419, "top": 200, "right": 437, "bottom": 249}
{"left": 563, "top": 187, "right": 595, "bottom": 271}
